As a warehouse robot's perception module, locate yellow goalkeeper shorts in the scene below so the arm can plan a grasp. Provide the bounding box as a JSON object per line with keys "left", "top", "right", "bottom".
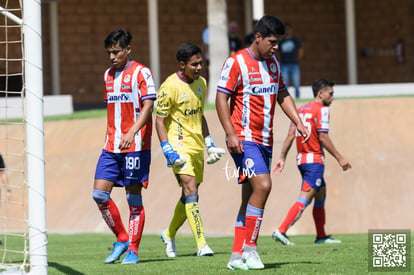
{"left": 173, "top": 150, "right": 204, "bottom": 184}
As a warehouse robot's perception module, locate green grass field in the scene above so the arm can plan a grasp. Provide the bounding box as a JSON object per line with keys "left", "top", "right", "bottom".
{"left": 2, "top": 95, "right": 413, "bottom": 274}
{"left": 33, "top": 232, "right": 408, "bottom": 274}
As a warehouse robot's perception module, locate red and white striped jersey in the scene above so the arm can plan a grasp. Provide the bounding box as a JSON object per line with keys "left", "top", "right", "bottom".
{"left": 295, "top": 101, "right": 330, "bottom": 165}
{"left": 217, "top": 48, "right": 287, "bottom": 146}
{"left": 103, "top": 61, "right": 156, "bottom": 153}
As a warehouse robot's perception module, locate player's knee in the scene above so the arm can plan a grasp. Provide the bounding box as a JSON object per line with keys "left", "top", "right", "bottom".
{"left": 256, "top": 183, "right": 271, "bottom": 196}
{"left": 298, "top": 197, "right": 311, "bottom": 208}
{"left": 92, "top": 189, "right": 110, "bottom": 203}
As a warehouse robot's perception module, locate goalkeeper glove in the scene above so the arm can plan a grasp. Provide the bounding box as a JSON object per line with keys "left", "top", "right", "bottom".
{"left": 161, "top": 141, "right": 186, "bottom": 167}
{"left": 204, "top": 134, "right": 226, "bottom": 164}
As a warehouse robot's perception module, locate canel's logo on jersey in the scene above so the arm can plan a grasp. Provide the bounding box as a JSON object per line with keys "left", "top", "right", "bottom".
{"left": 184, "top": 107, "right": 202, "bottom": 116}
{"left": 123, "top": 74, "right": 131, "bottom": 83}
{"left": 107, "top": 93, "right": 131, "bottom": 102}
{"left": 251, "top": 85, "right": 277, "bottom": 94}
{"left": 157, "top": 101, "right": 169, "bottom": 109}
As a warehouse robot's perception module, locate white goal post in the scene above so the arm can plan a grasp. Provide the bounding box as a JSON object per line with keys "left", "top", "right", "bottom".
{"left": 1, "top": 0, "right": 47, "bottom": 274}
{"left": 23, "top": 0, "right": 48, "bottom": 274}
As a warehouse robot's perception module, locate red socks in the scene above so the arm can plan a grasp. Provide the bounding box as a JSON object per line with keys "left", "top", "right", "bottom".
{"left": 245, "top": 216, "right": 263, "bottom": 247}
{"left": 97, "top": 199, "right": 129, "bottom": 242}
{"left": 231, "top": 226, "right": 246, "bottom": 254}
{"left": 279, "top": 201, "right": 305, "bottom": 233}
{"left": 313, "top": 206, "right": 326, "bottom": 238}
{"left": 128, "top": 205, "right": 145, "bottom": 253}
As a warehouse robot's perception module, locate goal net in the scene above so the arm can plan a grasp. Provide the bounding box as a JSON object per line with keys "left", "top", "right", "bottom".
{"left": 1, "top": 1, "right": 47, "bottom": 273}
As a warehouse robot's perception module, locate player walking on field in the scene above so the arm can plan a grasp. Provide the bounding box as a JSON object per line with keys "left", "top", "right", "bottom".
{"left": 92, "top": 29, "right": 156, "bottom": 264}
{"left": 272, "top": 78, "right": 351, "bottom": 245}
{"left": 156, "top": 43, "right": 225, "bottom": 258}
{"left": 215, "top": 15, "right": 309, "bottom": 270}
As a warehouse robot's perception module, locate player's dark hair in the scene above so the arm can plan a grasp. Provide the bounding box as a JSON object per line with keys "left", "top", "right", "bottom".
{"left": 256, "top": 15, "right": 285, "bottom": 38}
{"left": 312, "top": 78, "right": 335, "bottom": 97}
{"left": 104, "top": 28, "right": 132, "bottom": 49}
{"left": 176, "top": 43, "right": 202, "bottom": 64}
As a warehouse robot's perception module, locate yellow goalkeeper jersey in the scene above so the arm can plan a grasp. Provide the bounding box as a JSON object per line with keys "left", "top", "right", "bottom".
{"left": 156, "top": 72, "right": 206, "bottom": 153}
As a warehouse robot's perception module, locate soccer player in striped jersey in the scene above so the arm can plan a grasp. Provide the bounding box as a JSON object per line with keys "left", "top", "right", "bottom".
{"left": 156, "top": 43, "right": 225, "bottom": 258}
{"left": 92, "top": 29, "right": 156, "bottom": 265}
{"left": 215, "top": 15, "right": 309, "bottom": 270}
{"left": 272, "top": 78, "right": 351, "bottom": 245}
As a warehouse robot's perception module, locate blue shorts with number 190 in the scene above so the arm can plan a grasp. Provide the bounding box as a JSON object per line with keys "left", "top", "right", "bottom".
{"left": 94, "top": 149, "right": 150, "bottom": 188}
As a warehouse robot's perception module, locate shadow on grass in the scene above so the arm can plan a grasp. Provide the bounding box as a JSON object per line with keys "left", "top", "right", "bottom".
{"left": 166, "top": 251, "right": 227, "bottom": 257}
{"left": 49, "top": 262, "right": 85, "bottom": 275}
{"left": 139, "top": 258, "right": 181, "bottom": 263}
{"left": 265, "top": 261, "right": 317, "bottom": 269}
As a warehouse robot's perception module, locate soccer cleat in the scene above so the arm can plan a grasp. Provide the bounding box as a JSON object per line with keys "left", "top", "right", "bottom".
{"left": 314, "top": 235, "right": 342, "bottom": 244}
{"left": 242, "top": 249, "right": 264, "bottom": 270}
{"left": 227, "top": 257, "right": 248, "bottom": 270}
{"left": 161, "top": 229, "right": 177, "bottom": 258}
{"left": 272, "top": 229, "right": 295, "bottom": 246}
{"left": 121, "top": 250, "right": 139, "bottom": 264}
{"left": 197, "top": 244, "right": 214, "bottom": 256}
{"left": 104, "top": 241, "right": 129, "bottom": 264}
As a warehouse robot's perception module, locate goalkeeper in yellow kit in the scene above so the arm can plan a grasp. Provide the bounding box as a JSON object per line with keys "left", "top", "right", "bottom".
{"left": 156, "top": 42, "right": 225, "bottom": 257}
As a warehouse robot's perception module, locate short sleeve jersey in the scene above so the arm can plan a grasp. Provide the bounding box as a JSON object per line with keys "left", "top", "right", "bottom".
{"left": 217, "top": 48, "right": 287, "bottom": 146}
{"left": 103, "top": 61, "right": 157, "bottom": 153}
{"left": 295, "top": 101, "right": 330, "bottom": 165}
{"left": 156, "top": 72, "right": 206, "bottom": 152}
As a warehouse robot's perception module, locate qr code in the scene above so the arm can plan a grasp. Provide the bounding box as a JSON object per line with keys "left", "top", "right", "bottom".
{"left": 369, "top": 230, "right": 411, "bottom": 272}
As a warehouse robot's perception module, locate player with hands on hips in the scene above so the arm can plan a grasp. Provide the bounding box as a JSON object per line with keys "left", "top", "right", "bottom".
{"left": 272, "top": 78, "right": 351, "bottom": 246}
{"left": 156, "top": 42, "right": 224, "bottom": 258}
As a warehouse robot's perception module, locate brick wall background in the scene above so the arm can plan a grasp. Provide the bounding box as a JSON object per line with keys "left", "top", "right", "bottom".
{"left": 36, "top": 0, "right": 414, "bottom": 104}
